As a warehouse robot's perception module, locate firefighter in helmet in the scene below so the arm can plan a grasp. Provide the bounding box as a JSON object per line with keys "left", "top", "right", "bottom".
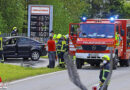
{"left": 0, "top": 32, "right": 4, "bottom": 63}
{"left": 56, "top": 34, "right": 66, "bottom": 68}
{"left": 50, "top": 31, "right": 58, "bottom": 43}
{"left": 11, "top": 27, "right": 18, "bottom": 36}
{"left": 99, "top": 55, "right": 110, "bottom": 90}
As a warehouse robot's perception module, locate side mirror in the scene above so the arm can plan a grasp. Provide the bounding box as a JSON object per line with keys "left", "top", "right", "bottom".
{"left": 71, "top": 32, "right": 74, "bottom": 36}
{"left": 121, "top": 29, "right": 125, "bottom": 36}
{"left": 71, "top": 26, "right": 75, "bottom": 36}
{"left": 116, "top": 26, "right": 119, "bottom": 32}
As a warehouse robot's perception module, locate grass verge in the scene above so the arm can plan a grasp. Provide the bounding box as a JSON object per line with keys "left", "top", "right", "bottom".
{"left": 0, "top": 63, "right": 64, "bottom": 82}
{"left": 41, "top": 55, "right": 48, "bottom": 59}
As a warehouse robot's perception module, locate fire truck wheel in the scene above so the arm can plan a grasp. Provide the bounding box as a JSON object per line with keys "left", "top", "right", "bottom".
{"left": 95, "top": 63, "right": 100, "bottom": 67}
{"left": 113, "top": 64, "right": 117, "bottom": 70}
{"left": 76, "top": 58, "right": 82, "bottom": 69}
{"left": 90, "top": 64, "right": 95, "bottom": 66}
{"left": 119, "top": 61, "right": 124, "bottom": 67}
{"left": 120, "top": 59, "right": 129, "bottom": 67}
{"left": 113, "top": 55, "right": 118, "bottom": 70}
{"left": 125, "top": 60, "right": 129, "bottom": 67}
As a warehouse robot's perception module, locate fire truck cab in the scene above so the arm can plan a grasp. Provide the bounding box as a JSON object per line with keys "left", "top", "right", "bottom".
{"left": 69, "top": 19, "right": 130, "bottom": 69}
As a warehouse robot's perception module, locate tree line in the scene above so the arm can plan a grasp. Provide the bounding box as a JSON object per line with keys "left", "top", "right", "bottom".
{"left": 0, "top": 0, "right": 129, "bottom": 34}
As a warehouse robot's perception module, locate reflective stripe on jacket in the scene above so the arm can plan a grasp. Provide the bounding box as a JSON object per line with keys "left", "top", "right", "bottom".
{"left": 56, "top": 39, "right": 66, "bottom": 52}
{"left": 115, "top": 32, "right": 119, "bottom": 46}
{"left": 99, "top": 63, "right": 110, "bottom": 83}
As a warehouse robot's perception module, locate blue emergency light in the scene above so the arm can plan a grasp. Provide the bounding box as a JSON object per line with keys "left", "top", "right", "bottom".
{"left": 114, "top": 15, "right": 119, "bottom": 19}
{"left": 81, "top": 16, "right": 87, "bottom": 22}
{"left": 109, "top": 17, "right": 115, "bottom": 23}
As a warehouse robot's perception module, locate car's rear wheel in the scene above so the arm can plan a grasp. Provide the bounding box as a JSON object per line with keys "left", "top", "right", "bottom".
{"left": 76, "top": 58, "right": 82, "bottom": 69}
{"left": 31, "top": 51, "right": 40, "bottom": 61}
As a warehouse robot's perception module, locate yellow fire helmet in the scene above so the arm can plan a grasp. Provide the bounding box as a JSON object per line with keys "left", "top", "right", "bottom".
{"left": 63, "top": 35, "right": 66, "bottom": 39}
{"left": 13, "top": 27, "right": 17, "bottom": 30}
{"left": 56, "top": 34, "right": 62, "bottom": 39}
{"left": 102, "top": 55, "right": 110, "bottom": 61}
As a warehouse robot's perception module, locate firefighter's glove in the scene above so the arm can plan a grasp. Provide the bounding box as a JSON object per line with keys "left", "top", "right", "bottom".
{"left": 99, "top": 81, "right": 103, "bottom": 86}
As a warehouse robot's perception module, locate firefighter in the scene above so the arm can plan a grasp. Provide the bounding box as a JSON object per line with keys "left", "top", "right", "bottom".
{"left": 56, "top": 35, "right": 66, "bottom": 68}
{"left": 11, "top": 27, "right": 18, "bottom": 36}
{"left": 115, "top": 32, "right": 119, "bottom": 46}
{"left": 50, "top": 31, "right": 57, "bottom": 40}
{"left": 82, "top": 33, "right": 87, "bottom": 37}
{"left": 50, "top": 31, "right": 59, "bottom": 44}
{"left": 99, "top": 55, "right": 110, "bottom": 90}
{"left": 65, "top": 34, "right": 69, "bottom": 52}
{"left": 0, "top": 32, "right": 4, "bottom": 63}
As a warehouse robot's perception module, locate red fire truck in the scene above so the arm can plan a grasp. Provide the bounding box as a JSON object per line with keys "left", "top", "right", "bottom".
{"left": 69, "top": 18, "right": 130, "bottom": 69}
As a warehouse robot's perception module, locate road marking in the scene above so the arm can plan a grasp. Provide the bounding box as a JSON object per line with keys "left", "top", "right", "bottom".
{"left": 9, "top": 70, "right": 66, "bottom": 85}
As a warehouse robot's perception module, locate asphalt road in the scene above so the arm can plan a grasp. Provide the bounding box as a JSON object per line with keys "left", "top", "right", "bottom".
{"left": 7, "top": 65, "right": 130, "bottom": 90}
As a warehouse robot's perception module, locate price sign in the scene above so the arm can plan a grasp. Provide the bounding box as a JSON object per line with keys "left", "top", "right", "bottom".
{"left": 28, "top": 5, "right": 53, "bottom": 43}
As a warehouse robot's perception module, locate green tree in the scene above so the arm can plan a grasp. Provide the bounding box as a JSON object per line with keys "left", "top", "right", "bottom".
{"left": 0, "top": 12, "right": 7, "bottom": 33}
{"left": 0, "top": 0, "right": 25, "bottom": 33}
{"left": 122, "top": 2, "right": 130, "bottom": 19}
{"left": 85, "top": 0, "right": 124, "bottom": 18}
{"left": 62, "top": 0, "right": 90, "bottom": 22}
{"left": 108, "top": 0, "right": 124, "bottom": 17}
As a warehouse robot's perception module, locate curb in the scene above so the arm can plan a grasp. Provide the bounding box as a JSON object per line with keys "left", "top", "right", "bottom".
{"left": 9, "top": 70, "right": 66, "bottom": 85}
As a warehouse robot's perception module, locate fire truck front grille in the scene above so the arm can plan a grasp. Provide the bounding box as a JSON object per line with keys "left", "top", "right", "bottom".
{"left": 82, "top": 45, "right": 107, "bottom": 51}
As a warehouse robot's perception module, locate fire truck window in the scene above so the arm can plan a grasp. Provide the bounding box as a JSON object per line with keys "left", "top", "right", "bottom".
{"left": 71, "top": 25, "right": 79, "bottom": 36}
{"left": 127, "top": 26, "right": 130, "bottom": 47}
{"left": 116, "top": 26, "right": 119, "bottom": 34}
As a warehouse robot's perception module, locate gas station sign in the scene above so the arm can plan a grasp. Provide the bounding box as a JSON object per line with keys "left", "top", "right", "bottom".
{"left": 28, "top": 5, "right": 53, "bottom": 43}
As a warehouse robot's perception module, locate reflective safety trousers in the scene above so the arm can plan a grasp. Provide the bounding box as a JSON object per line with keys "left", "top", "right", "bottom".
{"left": 99, "top": 63, "right": 110, "bottom": 83}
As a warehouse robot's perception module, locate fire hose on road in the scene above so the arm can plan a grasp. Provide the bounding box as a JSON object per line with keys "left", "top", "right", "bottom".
{"left": 64, "top": 52, "right": 88, "bottom": 90}
{"left": 100, "top": 47, "right": 113, "bottom": 90}
{"left": 64, "top": 48, "right": 113, "bottom": 90}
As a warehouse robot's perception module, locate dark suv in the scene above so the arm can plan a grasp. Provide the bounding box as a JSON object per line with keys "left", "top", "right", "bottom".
{"left": 3, "top": 36, "right": 47, "bottom": 61}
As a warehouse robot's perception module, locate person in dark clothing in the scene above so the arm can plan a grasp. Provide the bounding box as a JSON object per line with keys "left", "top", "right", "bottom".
{"left": 47, "top": 36, "right": 56, "bottom": 68}
{"left": 56, "top": 36, "right": 66, "bottom": 68}
{"left": 11, "top": 27, "right": 18, "bottom": 36}
{"left": 0, "top": 35, "right": 4, "bottom": 63}
{"left": 65, "top": 35, "right": 69, "bottom": 52}
{"left": 99, "top": 55, "right": 110, "bottom": 90}
{"left": 82, "top": 33, "right": 87, "bottom": 37}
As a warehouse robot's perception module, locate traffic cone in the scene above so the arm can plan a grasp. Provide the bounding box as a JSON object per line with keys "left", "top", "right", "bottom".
{"left": 0, "top": 77, "right": 3, "bottom": 87}
{"left": 0, "top": 77, "right": 2, "bottom": 83}
{"left": 0, "top": 77, "right": 7, "bottom": 89}
{"left": 92, "top": 86, "right": 97, "bottom": 90}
